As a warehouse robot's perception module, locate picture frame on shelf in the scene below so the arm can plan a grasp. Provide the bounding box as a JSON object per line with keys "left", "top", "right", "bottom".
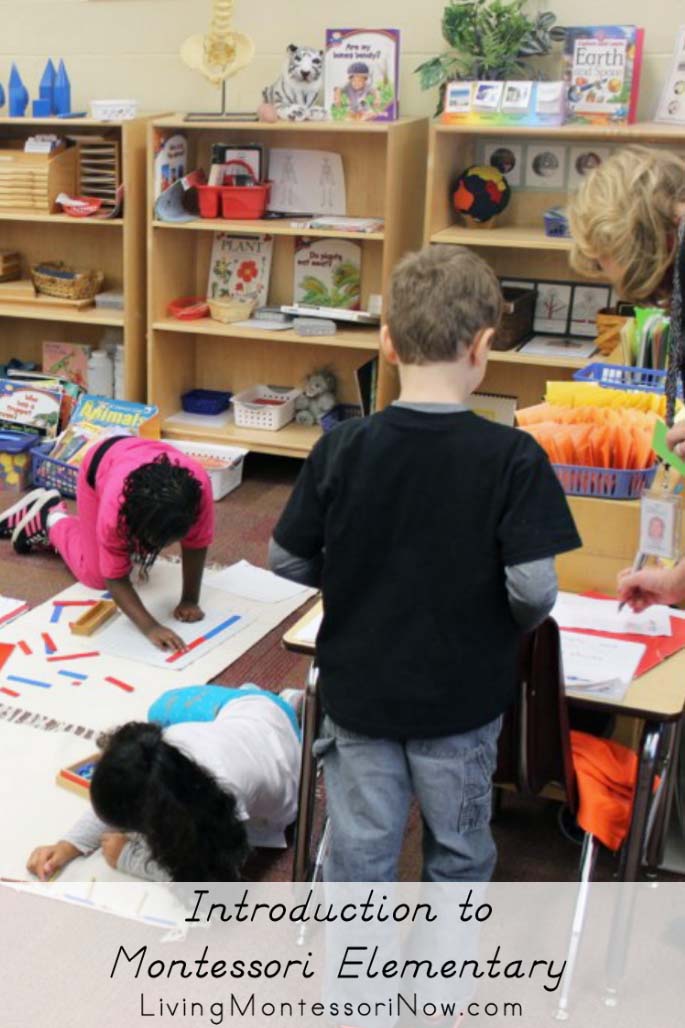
{"left": 567, "top": 145, "right": 612, "bottom": 190}
{"left": 570, "top": 284, "right": 612, "bottom": 337}
{"left": 479, "top": 139, "right": 524, "bottom": 187}
{"left": 524, "top": 144, "right": 567, "bottom": 190}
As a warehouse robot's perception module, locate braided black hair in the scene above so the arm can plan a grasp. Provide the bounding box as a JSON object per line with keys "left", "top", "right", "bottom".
{"left": 91, "top": 722, "right": 250, "bottom": 881}
{"left": 118, "top": 455, "right": 203, "bottom": 575}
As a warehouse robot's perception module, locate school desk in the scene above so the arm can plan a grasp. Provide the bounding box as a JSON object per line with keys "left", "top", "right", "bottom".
{"left": 282, "top": 593, "right": 685, "bottom": 882}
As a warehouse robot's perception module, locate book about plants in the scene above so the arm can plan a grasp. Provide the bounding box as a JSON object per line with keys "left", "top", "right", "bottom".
{"left": 325, "top": 29, "right": 400, "bottom": 121}
{"left": 207, "top": 234, "right": 274, "bottom": 308}
{"left": 294, "top": 238, "right": 362, "bottom": 310}
{"left": 562, "top": 25, "right": 644, "bottom": 124}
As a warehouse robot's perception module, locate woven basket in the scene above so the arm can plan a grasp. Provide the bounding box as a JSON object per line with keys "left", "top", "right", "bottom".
{"left": 31, "top": 262, "right": 104, "bottom": 301}
{"left": 208, "top": 296, "right": 256, "bottom": 324}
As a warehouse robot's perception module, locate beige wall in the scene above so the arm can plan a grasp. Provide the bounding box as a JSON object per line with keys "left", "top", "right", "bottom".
{"left": 0, "top": 1, "right": 679, "bottom": 120}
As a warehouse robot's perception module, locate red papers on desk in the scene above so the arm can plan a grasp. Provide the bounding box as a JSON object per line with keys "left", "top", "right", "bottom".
{"left": 562, "top": 593, "right": 685, "bottom": 678}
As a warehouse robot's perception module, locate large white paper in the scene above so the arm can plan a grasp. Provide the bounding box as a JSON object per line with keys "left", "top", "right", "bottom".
{"left": 268, "top": 149, "right": 346, "bottom": 215}
{"left": 0, "top": 561, "right": 314, "bottom": 733}
{"left": 560, "top": 630, "right": 645, "bottom": 700}
{"left": 553, "top": 592, "right": 672, "bottom": 637}
{"left": 206, "top": 560, "right": 311, "bottom": 604}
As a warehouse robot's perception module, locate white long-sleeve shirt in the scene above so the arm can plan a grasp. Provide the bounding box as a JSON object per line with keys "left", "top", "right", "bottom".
{"left": 63, "top": 693, "right": 301, "bottom": 880}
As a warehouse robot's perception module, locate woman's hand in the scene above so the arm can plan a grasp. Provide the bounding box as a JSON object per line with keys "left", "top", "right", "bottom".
{"left": 617, "top": 565, "right": 684, "bottom": 612}
{"left": 101, "top": 832, "right": 128, "bottom": 870}
{"left": 146, "top": 623, "right": 186, "bottom": 652}
{"left": 666, "top": 422, "right": 685, "bottom": 460}
{"left": 26, "top": 841, "right": 80, "bottom": 881}
{"left": 174, "top": 600, "right": 205, "bottom": 623}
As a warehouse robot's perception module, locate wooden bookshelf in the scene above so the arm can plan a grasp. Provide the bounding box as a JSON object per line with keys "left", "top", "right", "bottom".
{"left": 0, "top": 115, "right": 148, "bottom": 400}
{"left": 423, "top": 121, "right": 685, "bottom": 407}
{"left": 148, "top": 114, "right": 428, "bottom": 455}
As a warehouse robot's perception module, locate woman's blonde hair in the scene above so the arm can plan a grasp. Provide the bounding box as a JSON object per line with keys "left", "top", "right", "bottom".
{"left": 569, "top": 145, "right": 685, "bottom": 302}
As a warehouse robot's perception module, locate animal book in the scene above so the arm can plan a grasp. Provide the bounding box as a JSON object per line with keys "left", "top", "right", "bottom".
{"left": 294, "top": 238, "right": 361, "bottom": 310}
{"left": 325, "top": 29, "right": 400, "bottom": 121}
{"left": 562, "top": 25, "right": 644, "bottom": 124}
{"left": 207, "top": 233, "right": 273, "bottom": 308}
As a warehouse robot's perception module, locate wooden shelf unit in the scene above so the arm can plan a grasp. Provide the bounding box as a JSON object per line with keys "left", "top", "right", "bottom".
{"left": 424, "top": 120, "right": 685, "bottom": 407}
{"left": 148, "top": 115, "right": 428, "bottom": 455}
{"left": 0, "top": 115, "right": 148, "bottom": 401}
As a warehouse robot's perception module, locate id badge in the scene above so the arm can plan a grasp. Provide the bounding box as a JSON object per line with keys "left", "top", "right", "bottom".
{"left": 639, "top": 490, "right": 682, "bottom": 560}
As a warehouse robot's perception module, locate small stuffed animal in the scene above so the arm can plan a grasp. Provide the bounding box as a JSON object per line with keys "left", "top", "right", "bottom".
{"left": 295, "top": 369, "right": 337, "bottom": 425}
{"left": 260, "top": 44, "right": 327, "bottom": 122}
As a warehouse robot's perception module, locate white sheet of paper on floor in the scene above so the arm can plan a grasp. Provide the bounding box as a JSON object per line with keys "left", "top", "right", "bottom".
{"left": 295, "top": 611, "right": 323, "bottom": 645}
{"left": 560, "top": 630, "right": 646, "bottom": 701}
{"left": 205, "top": 560, "right": 311, "bottom": 603}
{"left": 0, "top": 561, "right": 314, "bottom": 733}
{"left": 552, "top": 592, "right": 672, "bottom": 637}
{"left": 95, "top": 584, "right": 252, "bottom": 671}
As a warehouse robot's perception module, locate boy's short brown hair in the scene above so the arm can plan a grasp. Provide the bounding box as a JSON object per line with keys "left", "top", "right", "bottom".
{"left": 386, "top": 245, "right": 502, "bottom": 365}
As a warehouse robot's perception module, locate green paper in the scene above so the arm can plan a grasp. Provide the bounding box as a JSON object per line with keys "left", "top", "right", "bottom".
{"left": 652, "top": 419, "right": 685, "bottom": 476}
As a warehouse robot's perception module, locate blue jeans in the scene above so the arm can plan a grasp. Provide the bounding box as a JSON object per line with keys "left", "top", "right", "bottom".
{"left": 313, "top": 715, "right": 502, "bottom": 882}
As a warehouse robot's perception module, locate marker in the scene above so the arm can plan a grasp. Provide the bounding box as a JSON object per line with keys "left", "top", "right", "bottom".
{"left": 617, "top": 552, "right": 647, "bottom": 612}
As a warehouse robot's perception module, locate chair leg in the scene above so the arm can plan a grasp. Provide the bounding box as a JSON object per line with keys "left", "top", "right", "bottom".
{"left": 296, "top": 819, "right": 331, "bottom": 947}
{"left": 554, "top": 833, "right": 599, "bottom": 1021}
{"left": 292, "top": 663, "right": 321, "bottom": 883}
{"left": 644, "top": 718, "right": 683, "bottom": 875}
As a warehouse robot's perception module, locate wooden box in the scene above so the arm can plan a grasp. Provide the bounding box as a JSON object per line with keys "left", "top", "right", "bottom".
{"left": 0, "top": 143, "right": 78, "bottom": 214}
{"left": 494, "top": 286, "right": 535, "bottom": 351}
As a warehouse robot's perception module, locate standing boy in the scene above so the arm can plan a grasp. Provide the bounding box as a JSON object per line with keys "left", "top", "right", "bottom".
{"left": 270, "top": 246, "right": 581, "bottom": 882}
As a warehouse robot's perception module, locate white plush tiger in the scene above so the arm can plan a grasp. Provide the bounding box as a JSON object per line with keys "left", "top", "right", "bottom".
{"left": 262, "top": 44, "right": 327, "bottom": 122}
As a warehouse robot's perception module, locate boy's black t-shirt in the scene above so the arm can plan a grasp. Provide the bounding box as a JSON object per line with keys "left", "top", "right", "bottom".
{"left": 274, "top": 406, "right": 581, "bottom": 739}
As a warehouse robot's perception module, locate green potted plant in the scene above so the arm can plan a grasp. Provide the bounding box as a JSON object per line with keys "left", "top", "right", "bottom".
{"left": 417, "top": 0, "right": 559, "bottom": 111}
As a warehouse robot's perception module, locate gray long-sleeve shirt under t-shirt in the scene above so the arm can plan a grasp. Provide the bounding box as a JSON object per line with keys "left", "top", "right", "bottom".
{"left": 268, "top": 401, "right": 558, "bottom": 633}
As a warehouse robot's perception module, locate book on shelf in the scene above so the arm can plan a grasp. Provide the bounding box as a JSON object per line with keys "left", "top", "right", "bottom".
{"left": 0, "top": 378, "right": 63, "bottom": 437}
{"left": 207, "top": 234, "right": 274, "bottom": 309}
{"left": 562, "top": 25, "right": 644, "bottom": 124}
{"left": 293, "top": 238, "right": 362, "bottom": 310}
{"left": 209, "top": 144, "right": 266, "bottom": 184}
{"left": 153, "top": 133, "right": 188, "bottom": 200}
{"left": 43, "top": 341, "right": 91, "bottom": 391}
{"left": 325, "top": 29, "right": 400, "bottom": 122}
{"left": 290, "top": 216, "right": 384, "bottom": 234}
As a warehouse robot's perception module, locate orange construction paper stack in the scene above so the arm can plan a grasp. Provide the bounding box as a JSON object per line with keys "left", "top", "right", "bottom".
{"left": 517, "top": 401, "right": 657, "bottom": 471}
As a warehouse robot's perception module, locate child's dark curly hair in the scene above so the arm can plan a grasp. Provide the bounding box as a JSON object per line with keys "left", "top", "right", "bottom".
{"left": 90, "top": 722, "right": 250, "bottom": 881}
{"left": 118, "top": 454, "right": 203, "bottom": 575}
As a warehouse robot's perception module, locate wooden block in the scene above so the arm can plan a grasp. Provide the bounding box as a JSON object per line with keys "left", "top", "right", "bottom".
{"left": 56, "top": 754, "right": 100, "bottom": 797}
{"left": 69, "top": 600, "right": 117, "bottom": 637}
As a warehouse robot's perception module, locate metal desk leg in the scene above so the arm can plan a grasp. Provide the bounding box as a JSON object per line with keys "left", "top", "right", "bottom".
{"left": 620, "top": 723, "right": 662, "bottom": 883}
{"left": 645, "top": 717, "right": 684, "bottom": 875}
{"left": 292, "top": 664, "right": 321, "bottom": 884}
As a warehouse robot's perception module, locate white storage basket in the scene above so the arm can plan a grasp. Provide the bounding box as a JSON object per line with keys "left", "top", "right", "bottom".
{"left": 232, "top": 385, "right": 300, "bottom": 431}
{"left": 168, "top": 440, "right": 248, "bottom": 501}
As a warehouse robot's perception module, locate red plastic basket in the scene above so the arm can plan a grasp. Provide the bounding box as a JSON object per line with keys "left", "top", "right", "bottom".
{"left": 197, "top": 185, "right": 221, "bottom": 219}
{"left": 219, "top": 159, "right": 271, "bottom": 220}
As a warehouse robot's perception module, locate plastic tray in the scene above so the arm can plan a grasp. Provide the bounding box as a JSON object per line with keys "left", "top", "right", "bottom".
{"left": 182, "top": 389, "right": 232, "bottom": 415}
{"left": 31, "top": 441, "right": 79, "bottom": 498}
{"left": 573, "top": 363, "right": 682, "bottom": 397}
{"left": 552, "top": 462, "right": 658, "bottom": 500}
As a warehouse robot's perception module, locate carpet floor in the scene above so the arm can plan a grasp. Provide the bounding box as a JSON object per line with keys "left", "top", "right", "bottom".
{"left": 0, "top": 453, "right": 680, "bottom": 884}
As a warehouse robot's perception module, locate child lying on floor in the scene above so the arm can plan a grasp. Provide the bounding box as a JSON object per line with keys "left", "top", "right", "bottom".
{"left": 27, "top": 684, "right": 302, "bottom": 882}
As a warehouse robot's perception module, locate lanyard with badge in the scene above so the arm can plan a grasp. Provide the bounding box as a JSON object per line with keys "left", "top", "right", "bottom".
{"left": 635, "top": 218, "right": 685, "bottom": 570}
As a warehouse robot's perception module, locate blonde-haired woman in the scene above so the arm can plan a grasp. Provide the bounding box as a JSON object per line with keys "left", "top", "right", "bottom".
{"left": 570, "top": 145, "right": 685, "bottom": 610}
